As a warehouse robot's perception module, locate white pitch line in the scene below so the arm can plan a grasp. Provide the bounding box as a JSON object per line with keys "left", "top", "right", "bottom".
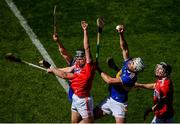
{"left": 5, "top": 0, "right": 69, "bottom": 93}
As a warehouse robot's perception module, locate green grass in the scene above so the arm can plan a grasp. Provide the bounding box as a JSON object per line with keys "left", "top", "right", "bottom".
{"left": 0, "top": 0, "right": 180, "bottom": 122}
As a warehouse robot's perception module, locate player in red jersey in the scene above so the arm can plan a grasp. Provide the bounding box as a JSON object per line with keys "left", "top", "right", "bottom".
{"left": 47, "top": 21, "right": 95, "bottom": 123}
{"left": 135, "top": 62, "right": 174, "bottom": 123}
{"left": 52, "top": 33, "right": 88, "bottom": 102}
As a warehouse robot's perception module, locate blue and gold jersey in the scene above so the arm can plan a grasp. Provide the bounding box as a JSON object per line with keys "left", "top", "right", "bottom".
{"left": 109, "top": 58, "right": 137, "bottom": 103}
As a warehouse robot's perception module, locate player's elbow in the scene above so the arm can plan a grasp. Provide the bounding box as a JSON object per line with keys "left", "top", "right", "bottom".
{"left": 57, "top": 73, "right": 65, "bottom": 79}
{"left": 120, "top": 43, "right": 128, "bottom": 50}
{"left": 84, "top": 46, "right": 90, "bottom": 53}
{"left": 57, "top": 72, "right": 67, "bottom": 79}
{"left": 120, "top": 44, "right": 124, "bottom": 50}
{"left": 60, "top": 49, "right": 66, "bottom": 56}
{"left": 104, "top": 77, "right": 121, "bottom": 84}
{"left": 60, "top": 75, "right": 66, "bottom": 79}
{"left": 105, "top": 77, "right": 114, "bottom": 84}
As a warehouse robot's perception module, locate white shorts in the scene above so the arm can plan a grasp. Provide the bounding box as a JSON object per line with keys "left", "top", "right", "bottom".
{"left": 71, "top": 94, "right": 93, "bottom": 118}
{"left": 98, "top": 97, "right": 127, "bottom": 118}
{"left": 151, "top": 116, "right": 173, "bottom": 123}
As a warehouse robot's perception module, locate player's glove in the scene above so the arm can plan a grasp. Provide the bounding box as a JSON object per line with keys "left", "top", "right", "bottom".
{"left": 143, "top": 107, "right": 152, "bottom": 121}
{"left": 39, "top": 60, "right": 51, "bottom": 68}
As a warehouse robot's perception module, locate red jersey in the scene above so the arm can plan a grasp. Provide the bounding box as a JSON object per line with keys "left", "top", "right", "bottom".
{"left": 70, "top": 63, "right": 95, "bottom": 97}
{"left": 153, "top": 78, "right": 174, "bottom": 118}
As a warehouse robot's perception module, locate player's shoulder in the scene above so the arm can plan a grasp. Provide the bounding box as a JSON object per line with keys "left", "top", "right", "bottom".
{"left": 163, "top": 78, "right": 172, "bottom": 86}
{"left": 124, "top": 58, "right": 132, "bottom": 64}
{"left": 85, "top": 62, "right": 94, "bottom": 68}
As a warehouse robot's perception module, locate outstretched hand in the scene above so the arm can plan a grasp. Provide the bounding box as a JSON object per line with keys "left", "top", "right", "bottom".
{"left": 47, "top": 67, "right": 53, "bottom": 73}
{"left": 53, "top": 33, "right": 59, "bottom": 42}
{"left": 116, "top": 25, "right": 125, "bottom": 33}
{"left": 81, "top": 21, "right": 88, "bottom": 31}
{"left": 134, "top": 82, "right": 141, "bottom": 88}
{"left": 39, "top": 60, "right": 51, "bottom": 68}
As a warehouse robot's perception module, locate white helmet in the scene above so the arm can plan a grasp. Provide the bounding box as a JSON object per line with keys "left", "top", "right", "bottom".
{"left": 132, "top": 57, "right": 144, "bottom": 72}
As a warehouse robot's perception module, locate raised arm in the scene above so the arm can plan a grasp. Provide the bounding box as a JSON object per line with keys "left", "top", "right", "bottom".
{"left": 116, "top": 25, "right": 129, "bottom": 61}
{"left": 81, "top": 21, "right": 92, "bottom": 63}
{"left": 96, "top": 64, "right": 122, "bottom": 84}
{"left": 100, "top": 72, "right": 123, "bottom": 84}
{"left": 135, "top": 82, "right": 155, "bottom": 90}
{"left": 53, "top": 33, "right": 72, "bottom": 65}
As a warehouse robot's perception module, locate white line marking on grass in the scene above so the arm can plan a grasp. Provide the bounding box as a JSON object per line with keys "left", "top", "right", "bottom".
{"left": 5, "top": 0, "right": 69, "bottom": 93}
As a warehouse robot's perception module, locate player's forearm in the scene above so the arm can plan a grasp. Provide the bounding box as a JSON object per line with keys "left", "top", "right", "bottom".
{"left": 83, "top": 30, "right": 89, "bottom": 50}
{"left": 57, "top": 40, "right": 65, "bottom": 49}
{"left": 100, "top": 72, "right": 122, "bottom": 84}
{"left": 96, "top": 67, "right": 111, "bottom": 83}
{"left": 83, "top": 29, "right": 92, "bottom": 63}
{"left": 58, "top": 66, "right": 74, "bottom": 73}
{"left": 57, "top": 40, "right": 67, "bottom": 54}
{"left": 57, "top": 42, "right": 72, "bottom": 64}
{"left": 119, "top": 33, "right": 128, "bottom": 51}
{"left": 135, "top": 83, "right": 155, "bottom": 90}
{"left": 50, "top": 67, "right": 66, "bottom": 78}
{"left": 100, "top": 72, "right": 112, "bottom": 84}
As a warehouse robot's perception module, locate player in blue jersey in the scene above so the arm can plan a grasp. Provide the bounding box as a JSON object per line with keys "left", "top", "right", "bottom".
{"left": 94, "top": 25, "right": 145, "bottom": 123}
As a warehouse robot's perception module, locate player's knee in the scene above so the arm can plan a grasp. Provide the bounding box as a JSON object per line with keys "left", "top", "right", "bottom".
{"left": 82, "top": 116, "right": 94, "bottom": 123}
{"left": 71, "top": 111, "right": 81, "bottom": 123}
{"left": 93, "top": 107, "right": 105, "bottom": 120}
{"left": 115, "top": 117, "right": 125, "bottom": 124}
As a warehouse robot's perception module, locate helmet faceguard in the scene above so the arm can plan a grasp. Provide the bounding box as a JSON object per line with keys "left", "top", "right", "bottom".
{"left": 75, "top": 49, "right": 85, "bottom": 58}
{"left": 155, "top": 62, "right": 172, "bottom": 77}
{"left": 74, "top": 49, "right": 86, "bottom": 67}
